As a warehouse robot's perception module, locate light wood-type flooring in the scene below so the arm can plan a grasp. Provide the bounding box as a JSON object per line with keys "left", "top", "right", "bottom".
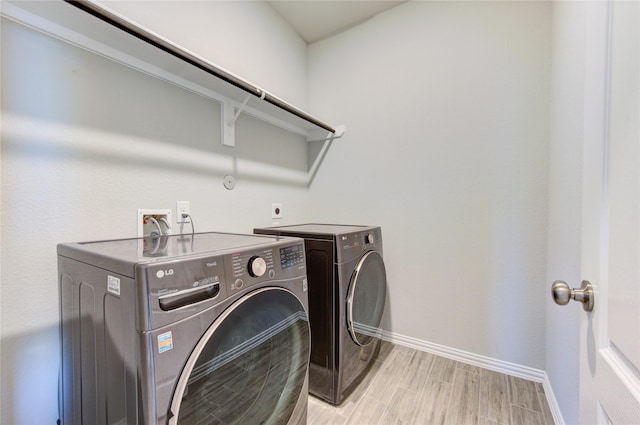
{"left": 307, "top": 341, "right": 555, "bottom": 425}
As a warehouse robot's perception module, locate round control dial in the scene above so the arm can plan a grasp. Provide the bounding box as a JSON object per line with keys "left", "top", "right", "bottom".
{"left": 248, "top": 256, "right": 267, "bottom": 277}
{"left": 365, "top": 234, "right": 375, "bottom": 244}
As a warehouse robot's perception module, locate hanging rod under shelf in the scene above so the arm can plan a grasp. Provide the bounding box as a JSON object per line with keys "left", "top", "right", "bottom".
{"left": 64, "top": 0, "right": 336, "bottom": 135}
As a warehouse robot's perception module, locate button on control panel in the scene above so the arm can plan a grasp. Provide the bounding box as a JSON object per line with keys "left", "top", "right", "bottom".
{"left": 248, "top": 256, "right": 267, "bottom": 277}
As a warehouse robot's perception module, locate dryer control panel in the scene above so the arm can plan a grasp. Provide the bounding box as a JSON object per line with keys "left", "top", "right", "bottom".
{"left": 336, "top": 227, "right": 383, "bottom": 263}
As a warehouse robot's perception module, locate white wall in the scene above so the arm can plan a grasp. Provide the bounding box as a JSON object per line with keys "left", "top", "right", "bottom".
{"left": 0, "top": 2, "right": 310, "bottom": 422}
{"left": 1, "top": 1, "right": 566, "bottom": 423}
{"left": 307, "top": 1, "right": 551, "bottom": 368}
{"left": 94, "top": 0, "right": 308, "bottom": 109}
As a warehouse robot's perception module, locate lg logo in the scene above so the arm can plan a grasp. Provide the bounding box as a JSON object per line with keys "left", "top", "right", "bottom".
{"left": 156, "top": 269, "right": 174, "bottom": 279}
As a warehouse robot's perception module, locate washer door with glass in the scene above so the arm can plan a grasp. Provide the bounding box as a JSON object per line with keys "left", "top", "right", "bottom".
{"left": 346, "top": 250, "right": 387, "bottom": 346}
{"left": 168, "top": 287, "right": 310, "bottom": 425}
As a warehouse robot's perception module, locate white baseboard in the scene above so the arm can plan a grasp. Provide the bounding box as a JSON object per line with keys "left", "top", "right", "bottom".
{"left": 540, "top": 373, "right": 566, "bottom": 425}
{"left": 378, "top": 330, "right": 565, "bottom": 425}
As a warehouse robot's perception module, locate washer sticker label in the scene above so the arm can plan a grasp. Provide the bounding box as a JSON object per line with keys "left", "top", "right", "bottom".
{"left": 107, "top": 276, "right": 120, "bottom": 296}
{"left": 158, "top": 331, "right": 174, "bottom": 354}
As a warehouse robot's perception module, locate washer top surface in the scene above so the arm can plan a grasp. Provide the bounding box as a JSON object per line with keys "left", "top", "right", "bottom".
{"left": 57, "top": 232, "right": 292, "bottom": 276}
{"left": 258, "top": 223, "right": 375, "bottom": 236}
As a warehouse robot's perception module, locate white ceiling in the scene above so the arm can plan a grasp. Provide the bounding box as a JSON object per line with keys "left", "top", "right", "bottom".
{"left": 267, "top": 0, "right": 407, "bottom": 44}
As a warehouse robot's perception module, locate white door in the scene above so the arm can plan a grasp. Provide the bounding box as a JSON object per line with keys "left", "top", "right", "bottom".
{"left": 577, "top": 1, "right": 639, "bottom": 423}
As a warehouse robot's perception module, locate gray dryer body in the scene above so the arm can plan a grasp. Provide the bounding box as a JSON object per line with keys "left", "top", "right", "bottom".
{"left": 254, "top": 224, "right": 387, "bottom": 405}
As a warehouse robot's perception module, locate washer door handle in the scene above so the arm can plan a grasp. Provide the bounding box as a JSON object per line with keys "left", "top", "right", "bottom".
{"left": 159, "top": 284, "right": 220, "bottom": 311}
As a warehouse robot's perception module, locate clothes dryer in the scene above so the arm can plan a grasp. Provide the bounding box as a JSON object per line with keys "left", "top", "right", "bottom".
{"left": 254, "top": 224, "right": 386, "bottom": 405}
{"left": 57, "top": 232, "right": 309, "bottom": 425}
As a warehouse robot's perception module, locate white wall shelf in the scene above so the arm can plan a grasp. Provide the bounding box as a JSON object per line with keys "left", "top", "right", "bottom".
{"left": 1, "top": 0, "right": 344, "bottom": 151}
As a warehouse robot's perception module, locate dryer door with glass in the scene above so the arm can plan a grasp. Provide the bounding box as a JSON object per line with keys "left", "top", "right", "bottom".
{"left": 346, "top": 250, "right": 387, "bottom": 346}
{"left": 168, "top": 287, "right": 310, "bottom": 425}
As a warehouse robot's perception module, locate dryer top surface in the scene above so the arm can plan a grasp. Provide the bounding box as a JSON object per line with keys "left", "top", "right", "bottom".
{"left": 255, "top": 223, "right": 378, "bottom": 238}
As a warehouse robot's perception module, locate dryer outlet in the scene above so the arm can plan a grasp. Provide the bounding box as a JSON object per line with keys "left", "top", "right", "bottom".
{"left": 272, "top": 203, "right": 283, "bottom": 219}
{"left": 138, "top": 209, "right": 172, "bottom": 237}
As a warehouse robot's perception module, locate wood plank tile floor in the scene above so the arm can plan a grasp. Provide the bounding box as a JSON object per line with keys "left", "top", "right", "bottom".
{"left": 307, "top": 341, "right": 555, "bottom": 425}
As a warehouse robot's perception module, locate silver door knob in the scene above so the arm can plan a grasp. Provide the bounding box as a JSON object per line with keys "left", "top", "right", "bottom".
{"left": 551, "top": 280, "right": 594, "bottom": 312}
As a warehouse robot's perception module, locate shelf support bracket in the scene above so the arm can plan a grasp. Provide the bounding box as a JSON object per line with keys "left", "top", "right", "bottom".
{"left": 221, "top": 100, "right": 236, "bottom": 147}
{"left": 222, "top": 91, "right": 266, "bottom": 147}
{"left": 307, "top": 125, "right": 346, "bottom": 185}
{"left": 306, "top": 125, "right": 346, "bottom": 144}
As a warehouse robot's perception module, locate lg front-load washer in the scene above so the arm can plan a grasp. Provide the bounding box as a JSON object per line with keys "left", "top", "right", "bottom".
{"left": 57, "top": 232, "right": 310, "bottom": 425}
{"left": 254, "top": 224, "right": 387, "bottom": 405}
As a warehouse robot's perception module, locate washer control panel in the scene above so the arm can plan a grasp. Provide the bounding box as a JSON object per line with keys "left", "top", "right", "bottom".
{"left": 227, "top": 242, "right": 306, "bottom": 295}
{"left": 103, "top": 233, "right": 307, "bottom": 330}
{"left": 280, "top": 243, "right": 305, "bottom": 269}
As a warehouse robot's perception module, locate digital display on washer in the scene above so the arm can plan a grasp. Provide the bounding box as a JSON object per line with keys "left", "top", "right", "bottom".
{"left": 280, "top": 244, "right": 305, "bottom": 269}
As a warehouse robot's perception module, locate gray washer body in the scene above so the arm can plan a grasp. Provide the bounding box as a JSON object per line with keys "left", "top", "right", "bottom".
{"left": 57, "top": 232, "right": 310, "bottom": 424}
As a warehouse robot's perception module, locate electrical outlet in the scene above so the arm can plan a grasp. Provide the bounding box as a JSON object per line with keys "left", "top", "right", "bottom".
{"left": 176, "top": 201, "right": 191, "bottom": 223}
{"left": 272, "top": 203, "right": 283, "bottom": 219}
{"left": 138, "top": 209, "right": 172, "bottom": 237}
